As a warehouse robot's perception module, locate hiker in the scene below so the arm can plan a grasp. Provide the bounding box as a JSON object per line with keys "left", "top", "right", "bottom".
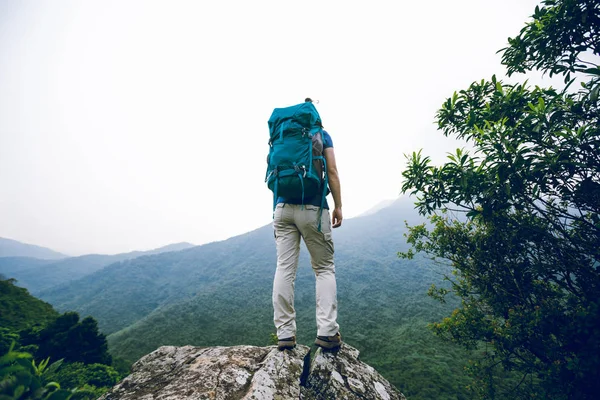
{"left": 265, "top": 98, "right": 343, "bottom": 351}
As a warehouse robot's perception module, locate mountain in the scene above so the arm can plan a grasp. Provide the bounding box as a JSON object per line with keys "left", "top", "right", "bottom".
{"left": 36, "top": 197, "right": 475, "bottom": 399}
{"left": 38, "top": 197, "right": 424, "bottom": 336}
{"left": 0, "top": 237, "right": 67, "bottom": 260}
{"left": 357, "top": 198, "right": 398, "bottom": 217}
{"left": 0, "top": 242, "right": 196, "bottom": 295}
{"left": 0, "top": 278, "right": 58, "bottom": 334}
{"left": 135, "top": 242, "right": 195, "bottom": 255}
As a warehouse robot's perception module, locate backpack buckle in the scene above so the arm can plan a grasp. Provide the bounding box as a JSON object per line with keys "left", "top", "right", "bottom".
{"left": 266, "top": 167, "right": 279, "bottom": 183}
{"left": 295, "top": 165, "right": 307, "bottom": 178}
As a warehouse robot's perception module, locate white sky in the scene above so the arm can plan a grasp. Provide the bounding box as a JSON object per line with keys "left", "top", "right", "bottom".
{"left": 0, "top": 0, "right": 564, "bottom": 256}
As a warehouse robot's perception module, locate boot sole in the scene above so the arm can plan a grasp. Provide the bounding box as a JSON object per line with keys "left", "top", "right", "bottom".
{"left": 314, "top": 338, "right": 341, "bottom": 349}
{"left": 277, "top": 342, "right": 296, "bottom": 351}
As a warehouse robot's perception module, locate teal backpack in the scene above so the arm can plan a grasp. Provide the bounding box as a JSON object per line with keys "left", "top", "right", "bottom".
{"left": 265, "top": 100, "right": 329, "bottom": 227}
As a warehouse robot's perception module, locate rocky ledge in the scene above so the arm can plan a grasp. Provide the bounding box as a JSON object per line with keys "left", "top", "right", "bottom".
{"left": 100, "top": 343, "right": 406, "bottom": 399}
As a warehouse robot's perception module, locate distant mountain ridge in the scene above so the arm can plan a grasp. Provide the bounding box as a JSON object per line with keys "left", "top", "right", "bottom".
{"left": 2, "top": 199, "right": 475, "bottom": 398}
{"left": 133, "top": 242, "right": 195, "bottom": 255}
{"left": 29, "top": 197, "right": 475, "bottom": 399}
{"left": 357, "top": 198, "right": 399, "bottom": 217}
{"left": 37, "top": 197, "right": 424, "bottom": 338}
{"left": 0, "top": 237, "right": 68, "bottom": 260}
{"left": 0, "top": 242, "right": 196, "bottom": 295}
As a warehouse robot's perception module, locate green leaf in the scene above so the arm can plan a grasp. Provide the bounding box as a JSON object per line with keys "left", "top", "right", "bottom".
{"left": 14, "top": 385, "right": 25, "bottom": 398}
{"left": 591, "top": 84, "right": 599, "bottom": 103}
{"left": 495, "top": 81, "right": 503, "bottom": 94}
{"left": 583, "top": 67, "right": 600, "bottom": 76}
{"left": 45, "top": 390, "right": 73, "bottom": 400}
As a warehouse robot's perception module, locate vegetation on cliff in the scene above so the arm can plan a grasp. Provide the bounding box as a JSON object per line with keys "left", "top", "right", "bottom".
{"left": 401, "top": 0, "right": 600, "bottom": 397}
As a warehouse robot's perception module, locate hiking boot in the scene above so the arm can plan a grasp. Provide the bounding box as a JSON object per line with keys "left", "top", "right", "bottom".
{"left": 277, "top": 336, "right": 296, "bottom": 350}
{"left": 315, "top": 332, "right": 342, "bottom": 349}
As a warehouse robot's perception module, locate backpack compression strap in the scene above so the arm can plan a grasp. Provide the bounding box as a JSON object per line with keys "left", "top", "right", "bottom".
{"left": 314, "top": 156, "right": 328, "bottom": 232}
{"left": 272, "top": 170, "right": 278, "bottom": 211}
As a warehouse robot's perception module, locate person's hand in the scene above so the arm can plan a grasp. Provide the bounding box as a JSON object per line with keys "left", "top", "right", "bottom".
{"left": 332, "top": 207, "right": 343, "bottom": 228}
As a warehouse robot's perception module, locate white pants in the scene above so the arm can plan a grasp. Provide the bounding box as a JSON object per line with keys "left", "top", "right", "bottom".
{"left": 272, "top": 203, "right": 339, "bottom": 338}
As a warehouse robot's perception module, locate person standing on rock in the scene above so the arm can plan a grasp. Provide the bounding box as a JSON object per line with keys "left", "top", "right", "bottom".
{"left": 265, "top": 98, "right": 343, "bottom": 351}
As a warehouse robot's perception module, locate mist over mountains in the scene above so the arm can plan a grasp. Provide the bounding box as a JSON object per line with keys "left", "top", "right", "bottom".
{"left": 34, "top": 196, "right": 424, "bottom": 337}
{"left": 0, "top": 242, "right": 195, "bottom": 294}
{"left": 0, "top": 237, "right": 68, "bottom": 260}
{"left": 1, "top": 197, "right": 473, "bottom": 398}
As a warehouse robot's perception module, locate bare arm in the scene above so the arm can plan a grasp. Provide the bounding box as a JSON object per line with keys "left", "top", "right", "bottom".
{"left": 324, "top": 147, "right": 343, "bottom": 228}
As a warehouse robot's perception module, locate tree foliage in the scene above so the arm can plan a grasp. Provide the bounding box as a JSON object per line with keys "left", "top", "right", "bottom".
{"left": 0, "top": 278, "right": 123, "bottom": 399}
{"left": 21, "top": 313, "right": 112, "bottom": 366}
{"left": 43, "top": 362, "right": 119, "bottom": 399}
{"left": 401, "top": 0, "right": 599, "bottom": 398}
{"left": 0, "top": 279, "right": 58, "bottom": 334}
{"left": 0, "top": 343, "right": 72, "bottom": 400}
{"left": 501, "top": 0, "right": 599, "bottom": 82}
{"left": 0, "top": 344, "right": 112, "bottom": 400}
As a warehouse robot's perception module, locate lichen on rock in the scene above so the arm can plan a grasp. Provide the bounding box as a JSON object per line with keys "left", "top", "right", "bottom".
{"left": 100, "top": 343, "right": 405, "bottom": 400}
{"left": 301, "top": 343, "right": 406, "bottom": 400}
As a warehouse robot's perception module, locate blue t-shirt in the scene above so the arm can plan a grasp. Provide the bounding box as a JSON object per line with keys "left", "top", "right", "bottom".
{"left": 276, "top": 130, "right": 333, "bottom": 209}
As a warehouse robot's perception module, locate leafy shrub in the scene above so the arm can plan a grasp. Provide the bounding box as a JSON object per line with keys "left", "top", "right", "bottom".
{"left": 45, "top": 362, "right": 119, "bottom": 391}
{"left": 0, "top": 328, "right": 20, "bottom": 356}
{"left": 0, "top": 343, "right": 71, "bottom": 400}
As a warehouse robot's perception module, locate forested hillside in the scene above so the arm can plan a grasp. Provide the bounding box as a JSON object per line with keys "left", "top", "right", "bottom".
{"left": 0, "top": 278, "right": 125, "bottom": 399}
{"left": 35, "top": 197, "right": 476, "bottom": 399}
{"left": 0, "top": 277, "right": 58, "bottom": 334}
{"left": 0, "top": 242, "right": 195, "bottom": 294}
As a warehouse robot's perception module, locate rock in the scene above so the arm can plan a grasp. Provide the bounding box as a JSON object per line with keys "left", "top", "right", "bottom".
{"left": 100, "top": 343, "right": 405, "bottom": 400}
{"left": 302, "top": 344, "right": 405, "bottom": 400}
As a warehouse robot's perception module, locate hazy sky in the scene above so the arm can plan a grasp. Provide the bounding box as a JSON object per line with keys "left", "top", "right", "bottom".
{"left": 0, "top": 0, "right": 563, "bottom": 256}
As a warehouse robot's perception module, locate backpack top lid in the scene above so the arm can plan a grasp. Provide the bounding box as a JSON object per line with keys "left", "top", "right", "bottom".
{"left": 268, "top": 100, "right": 322, "bottom": 140}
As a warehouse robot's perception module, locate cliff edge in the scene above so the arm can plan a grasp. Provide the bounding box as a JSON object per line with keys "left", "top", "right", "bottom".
{"left": 100, "top": 343, "right": 406, "bottom": 399}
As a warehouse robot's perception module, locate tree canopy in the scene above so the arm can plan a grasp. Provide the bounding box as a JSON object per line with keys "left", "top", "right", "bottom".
{"left": 0, "top": 278, "right": 58, "bottom": 334}
{"left": 20, "top": 312, "right": 112, "bottom": 366}
{"left": 401, "top": 0, "right": 599, "bottom": 398}
{"left": 0, "top": 278, "right": 120, "bottom": 398}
